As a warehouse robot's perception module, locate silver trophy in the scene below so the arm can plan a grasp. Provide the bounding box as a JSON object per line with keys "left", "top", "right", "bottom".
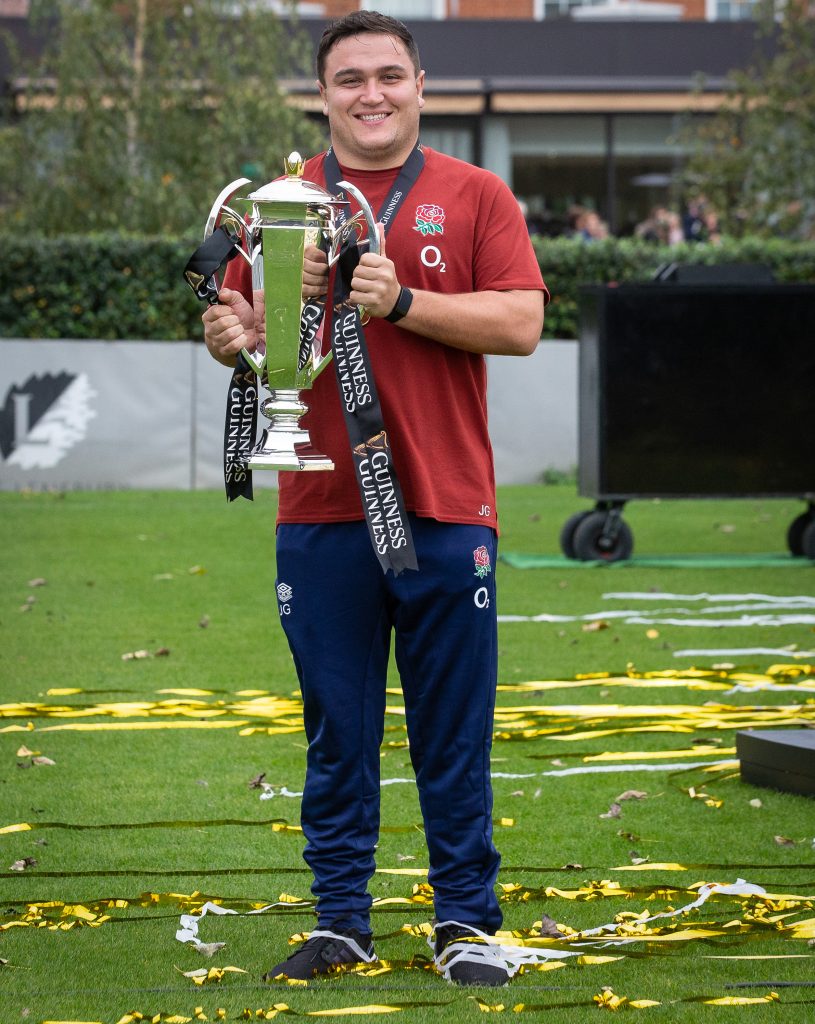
{"left": 202, "top": 152, "right": 379, "bottom": 471}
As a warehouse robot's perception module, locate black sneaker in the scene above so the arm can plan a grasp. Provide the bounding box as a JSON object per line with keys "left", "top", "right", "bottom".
{"left": 433, "top": 922, "right": 513, "bottom": 987}
{"left": 263, "top": 926, "right": 376, "bottom": 982}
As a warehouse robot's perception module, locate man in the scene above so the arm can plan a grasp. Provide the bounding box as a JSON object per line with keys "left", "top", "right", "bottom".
{"left": 202, "top": 10, "right": 547, "bottom": 986}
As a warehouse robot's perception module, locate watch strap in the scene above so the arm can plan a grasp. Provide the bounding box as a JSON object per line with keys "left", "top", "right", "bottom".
{"left": 385, "top": 286, "right": 413, "bottom": 323}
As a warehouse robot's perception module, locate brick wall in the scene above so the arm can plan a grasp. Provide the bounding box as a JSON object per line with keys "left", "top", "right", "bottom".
{"left": 316, "top": 0, "right": 537, "bottom": 18}
{"left": 0, "top": 0, "right": 30, "bottom": 16}
{"left": 457, "top": 0, "right": 534, "bottom": 15}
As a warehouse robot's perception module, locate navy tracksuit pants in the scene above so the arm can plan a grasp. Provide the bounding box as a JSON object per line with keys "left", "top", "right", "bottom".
{"left": 275, "top": 515, "right": 503, "bottom": 934}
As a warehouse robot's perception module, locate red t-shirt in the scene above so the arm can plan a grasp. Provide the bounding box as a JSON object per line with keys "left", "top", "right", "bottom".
{"left": 224, "top": 147, "right": 547, "bottom": 532}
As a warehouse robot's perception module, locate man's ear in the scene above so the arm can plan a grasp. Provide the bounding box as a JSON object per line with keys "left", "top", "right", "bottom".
{"left": 416, "top": 70, "right": 426, "bottom": 109}
{"left": 317, "top": 81, "right": 328, "bottom": 116}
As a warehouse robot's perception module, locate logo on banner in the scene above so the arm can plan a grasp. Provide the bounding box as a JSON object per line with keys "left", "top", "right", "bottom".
{"left": 414, "top": 204, "right": 445, "bottom": 236}
{"left": 0, "top": 372, "right": 97, "bottom": 470}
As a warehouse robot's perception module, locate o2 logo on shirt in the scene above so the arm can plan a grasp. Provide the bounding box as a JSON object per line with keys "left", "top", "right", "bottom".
{"left": 421, "top": 245, "right": 446, "bottom": 273}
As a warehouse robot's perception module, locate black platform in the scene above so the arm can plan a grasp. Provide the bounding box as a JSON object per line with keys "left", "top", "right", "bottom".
{"left": 737, "top": 729, "right": 815, "bottom": 797}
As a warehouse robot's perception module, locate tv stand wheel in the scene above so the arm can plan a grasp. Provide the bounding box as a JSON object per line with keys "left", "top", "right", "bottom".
{"left": 559, "top": 510, "right": 592, "bottom": 559}
{"left": 572, "top": 510, "right": 634, "bottom": 563}
{"left": 787, "top": 510, "right": 815, "bottom": 557}
{"left": 801, "top": 519, "right": 815, "bottom": 561}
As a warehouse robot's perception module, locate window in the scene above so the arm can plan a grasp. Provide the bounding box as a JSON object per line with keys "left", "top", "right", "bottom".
{"left": 705, "top": 0, "right": 759, "bottom": 19}
{"left": 534, "top": 0, "right": 608, "bottom": 17}
{"left": 361, "top": 0, "right": 446, "bottom": 17}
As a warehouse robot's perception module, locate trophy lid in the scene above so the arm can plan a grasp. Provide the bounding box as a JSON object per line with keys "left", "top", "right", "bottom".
{"left": 248, "top": 151, "right": 342, "bottom": 206}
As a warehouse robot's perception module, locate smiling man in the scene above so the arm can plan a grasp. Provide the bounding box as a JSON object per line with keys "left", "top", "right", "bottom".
{"left": 202, "top": 10, "right": 548, "bottom": 987}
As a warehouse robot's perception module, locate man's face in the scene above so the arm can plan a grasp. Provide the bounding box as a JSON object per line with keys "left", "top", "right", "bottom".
{"left": 318, "top": 32, "right": 425, "bottom": 170}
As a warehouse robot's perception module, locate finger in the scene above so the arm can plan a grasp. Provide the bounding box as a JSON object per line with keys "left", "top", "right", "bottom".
{"left": 216, "top": 287, "right": 245, "bottom": 307}
{"left": 304, "top": 244, "right": 328, "bottom": 266}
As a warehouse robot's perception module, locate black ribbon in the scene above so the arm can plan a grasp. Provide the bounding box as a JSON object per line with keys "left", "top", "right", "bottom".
{"left": 183, "top": 225, "right": 240, "bottom": 306}
{"left": 322, "top": 145, "right": 424, "bottom": 575}
{"left": 183, "top": 226, "right": 258, "bottom": 500}
{"left": 328, "top": 249, "right": 418, "bottom": 576}
{"left": 222, "top": 351, "right": 257, "bottom": 502}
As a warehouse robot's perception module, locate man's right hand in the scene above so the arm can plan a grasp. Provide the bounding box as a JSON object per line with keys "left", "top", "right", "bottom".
{"left": 202, "top": 287, "right": 256, "bottom": 367}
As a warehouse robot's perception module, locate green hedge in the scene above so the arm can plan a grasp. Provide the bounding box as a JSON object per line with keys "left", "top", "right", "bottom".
{"left": 2, "top": 234, "right": 814, "bottom": 341}
{"left": 534, "top": 236, "right": 815, "bottom": 339}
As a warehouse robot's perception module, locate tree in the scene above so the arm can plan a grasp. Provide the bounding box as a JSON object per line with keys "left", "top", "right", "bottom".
{"left": 683, "top": 0, "right": 815, "bottom": 240}
{"left": 0, "top": 0, "right": 326, "bottom": 235}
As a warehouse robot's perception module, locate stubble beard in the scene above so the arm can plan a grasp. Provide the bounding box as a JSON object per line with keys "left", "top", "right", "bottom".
{"left": 330, "top": 110, "right": 419, "bottom": 169}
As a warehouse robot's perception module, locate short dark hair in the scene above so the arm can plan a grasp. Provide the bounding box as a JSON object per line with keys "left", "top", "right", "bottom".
{"left": 316, "top": 11, "right": 421, "bottom": 85}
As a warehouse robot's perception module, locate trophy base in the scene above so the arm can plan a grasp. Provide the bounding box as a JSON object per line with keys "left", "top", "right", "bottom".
{"left": 248, "top": 390, "right": 334, "bottom": 472}
{"left": 249, "top": 431, "right": 334, "bottom": 473}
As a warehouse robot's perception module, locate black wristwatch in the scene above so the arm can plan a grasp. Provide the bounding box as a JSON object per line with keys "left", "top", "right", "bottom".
{"left": 385, "top": 286, "right": 413, "bottom": 323}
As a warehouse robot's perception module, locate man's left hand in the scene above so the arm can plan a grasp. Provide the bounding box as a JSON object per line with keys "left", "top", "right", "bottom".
{"left": 349, "top": 224, "right": 402, "bottom": 319}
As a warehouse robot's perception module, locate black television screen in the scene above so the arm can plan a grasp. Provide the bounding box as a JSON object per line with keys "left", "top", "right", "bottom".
{"left": 578, "top": 284, "right": 815, "bottom": 498}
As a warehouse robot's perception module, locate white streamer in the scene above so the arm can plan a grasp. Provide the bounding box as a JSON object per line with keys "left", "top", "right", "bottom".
{"left": 673, "top": 647, "right": 815, "bottom": 661}
{"left": 540, "top": 759, "right": 736, "bottom": 777}
{"left": 603, "top": 592, "right": 815, "bottom": 606}
{"left": 429, "top": 880, "right": 768, "bottom": 977}
{"left": 577, "top": 879, "right": 766, "bottom": 942}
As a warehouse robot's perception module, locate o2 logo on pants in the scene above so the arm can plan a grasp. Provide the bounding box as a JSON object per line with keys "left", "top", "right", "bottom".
{"left": 474, "top": 586, "right": 490, "bottom": 610}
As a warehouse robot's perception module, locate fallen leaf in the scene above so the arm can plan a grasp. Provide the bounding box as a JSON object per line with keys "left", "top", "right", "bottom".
{"left": 121, "top": 649, "right": 150, "bottom": 661}
{"left": 27, "top": 578, "right": 47, "bottom": 587}
{"left": 510, "top": 790, "right": 525, "bottom": 797}
{"left": 199, "top": 615, "right": 211, "bottom": 629}
{"left": 9, "top": 858, "right": 37, "bottom": 872}
{"left": 562, "top": 862, "right": 583, "bottom": 870}
{"left": 539, "top": 915, "right": 566, "bottom": 938}
{"left": 396, "top": 853, "right": 415, "bottom": 862}
{"left": 188, "top": 565, "right": 207, "bottom": 576}
{"left": 617, "top": 790, "right": 647, "bottom": 801}
{"left": 629, "top": 851, "right": 649, "bottom": 865}
{"left": 31, "top": 756, "right": 56, "bottom": 766}
{"left": 646, "top": 628, "right": 660, "bottom": 639}
{"left": 154, "top": 647, "right": 171, "bottom": 657}
{"left": 248, "top": 773, "right": 267, "bottom": 789}
{"left": 618, "top": 830, "right": 640, "bottom": 842}
{"left": 749, "top": 798, "right": 763, "bottom": 808}
{"left": 582, "top": 620, "right": 610, "bottom": 633}
{"left": 196, "top": 942, "right": 227, "bottom": 958}
{"left": 774, "top": 835, "right": 796, "bottom": 846}
{"left": 600, "top": 802, "right": 622, "bottom": 820}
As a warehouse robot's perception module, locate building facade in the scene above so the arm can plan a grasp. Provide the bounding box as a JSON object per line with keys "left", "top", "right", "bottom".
{"left": 0, "top": 1, "right": 771, "bottom": 234}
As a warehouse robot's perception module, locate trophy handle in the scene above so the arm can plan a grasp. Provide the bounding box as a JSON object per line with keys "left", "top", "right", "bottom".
{"left": 240, "top": 348, "right": 266, "bottom": 374}
{"left": 202, "top": 176, "right": 266, "bottom": 373}
{"left": 312, "top": 348, "right": 333, "bottom": 379}
{"left": 204, "top": 177, "right": 251, "bottom": 240}
{"left": 332, "top": 180, "right": 381, "bottom": 262}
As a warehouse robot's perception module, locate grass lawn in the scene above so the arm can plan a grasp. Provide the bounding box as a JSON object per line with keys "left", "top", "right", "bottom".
{"left": 1, "top": 485, "right": 814, "bottom": 1024}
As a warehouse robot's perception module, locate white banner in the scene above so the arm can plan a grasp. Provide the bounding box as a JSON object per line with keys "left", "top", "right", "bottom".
{"left": 0, "top": 338, "right": 576, "bottom": 490}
